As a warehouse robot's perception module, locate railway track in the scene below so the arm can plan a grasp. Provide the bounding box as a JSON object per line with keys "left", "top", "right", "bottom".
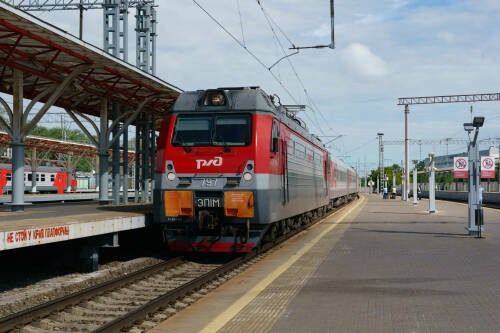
{"left": 0, "top": 197, "right": 358, "bottom": 333}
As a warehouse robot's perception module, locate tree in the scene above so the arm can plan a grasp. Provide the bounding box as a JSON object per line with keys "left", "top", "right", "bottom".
{"left": 28, "top": 125, "right": 93, "bottom": 172}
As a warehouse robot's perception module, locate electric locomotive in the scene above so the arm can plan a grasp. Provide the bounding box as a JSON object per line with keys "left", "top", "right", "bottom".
{"left": 154, "top": 87, "right": 358, "bottom": 252}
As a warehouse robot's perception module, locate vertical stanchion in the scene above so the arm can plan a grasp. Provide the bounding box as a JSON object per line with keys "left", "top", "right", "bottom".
{"left": 428, "top": 153, "right": 436, "bottom": 213}
{"left": 141, "top": 113, "right": 149, "bottom": 203}
{"left": 413, "top": 160, "right": 418, "bottom": 205}
{"left": 98, "top": 99, "right": 110, "bottom": 205}
{"left": 122, "top": 112, "right": 129, "bottom": 204}
{"left": 404, "top": 104, "right": 410, "bottom": 201}
{"left": 150, "top": 115, "right": 156, "bottom": 203}
{"left": 135, "top": 112, "right": 141, "bottom": 203}
{"left": 112, "top": 104, "right": 121, "bottom": 204}
{"left": 10, "top": 69, "right": 25, "bottom": 212}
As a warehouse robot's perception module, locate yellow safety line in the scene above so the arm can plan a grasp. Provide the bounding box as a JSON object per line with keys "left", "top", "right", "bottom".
{"left": 200, "top": 196, "right": 366, "bottom": 333}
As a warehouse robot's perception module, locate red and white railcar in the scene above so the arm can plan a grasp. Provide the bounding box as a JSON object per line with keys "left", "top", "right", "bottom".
{"left": 154, "top": 87, "right": 358, "bottom": 252}
{"left": 0, "top": 163, "right": 77, "bottom": 195}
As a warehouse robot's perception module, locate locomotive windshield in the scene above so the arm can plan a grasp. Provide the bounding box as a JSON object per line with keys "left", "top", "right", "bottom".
{"left": 172, "top": 115, "right": 251, "bottom": 147}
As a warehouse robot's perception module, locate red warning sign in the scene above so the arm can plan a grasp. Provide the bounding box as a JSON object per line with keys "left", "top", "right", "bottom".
{"left": 454, "top": 157, "right": 468, "bottom": 179}
{"left": 481, "top": 156, "right": 495, "bottom": 178}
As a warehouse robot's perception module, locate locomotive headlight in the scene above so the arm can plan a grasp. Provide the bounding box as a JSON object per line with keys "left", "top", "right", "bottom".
{"left": 243, "top": 172, "right": 253, "bottom": 181}
{"left": 204, "top": 91, "right": 226, "bottom": 106}
{"left": 167, "top": 172, "right": 176, "bottom": 181}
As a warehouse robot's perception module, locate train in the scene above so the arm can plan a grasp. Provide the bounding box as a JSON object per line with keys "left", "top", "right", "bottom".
{"left": 0, "top": 163, "right": 77, "bottom": 195}
{"left": 153, "top": 87, "right": 359, "bottom": 252}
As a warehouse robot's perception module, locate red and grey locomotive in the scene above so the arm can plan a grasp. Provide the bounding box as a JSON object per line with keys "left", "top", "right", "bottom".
{"left": 154, "top": 87, "right": 358, "bottom": 252}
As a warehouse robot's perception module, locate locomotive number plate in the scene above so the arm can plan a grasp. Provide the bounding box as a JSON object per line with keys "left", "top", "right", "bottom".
{"left": 196, "top": 197, "right": 221, "bottom": 208}
{"left": 200, "top": 178, "right": 218, "bottom": 187}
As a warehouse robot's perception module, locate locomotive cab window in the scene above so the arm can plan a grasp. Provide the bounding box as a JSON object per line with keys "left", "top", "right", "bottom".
{"left": 6, "top": 173, "right": 11, "bottom": 181}
{"left": 172, "top": 117, "right": 212, "bottom": 146}
{"left": 271, "top": 121, "right": 279, "bottom": 153}
{"left": 172, "top": 115, "right": 251, "bottom": 147}
{"left": 213, "top": 116, "right": 251, "bottom": 146}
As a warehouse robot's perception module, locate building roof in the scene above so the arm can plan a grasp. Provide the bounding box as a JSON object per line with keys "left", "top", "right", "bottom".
{"left": 0, "top": 2, "right": 182, "bottom": 121}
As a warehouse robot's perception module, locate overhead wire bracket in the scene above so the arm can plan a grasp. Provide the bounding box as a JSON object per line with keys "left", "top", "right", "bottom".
{"left": 289, "top": 0, "right": 335, "bottom": 50}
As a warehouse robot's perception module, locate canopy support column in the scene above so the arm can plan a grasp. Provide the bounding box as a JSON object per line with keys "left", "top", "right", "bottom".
{"left": 11, "top": 69, "right": 26, "bottom": 212}
{"left": 30, "top": 148, "right": 38, "bottom": 193}
{"left": 112, "top": 103, "right": 121, "bottom": 204}
{"left": 121, "top": 112, "right": 129, "bottom": 204}
{"left": 99, "top": 99, "right": 110, "bottom": 205}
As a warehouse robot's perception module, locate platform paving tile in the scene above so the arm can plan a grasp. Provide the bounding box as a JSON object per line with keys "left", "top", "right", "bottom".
{"left": 216, "top": 198, "right": 365, "bottom": 332}
{"left": 269, "top": 195, "right": 500, "bottom": 333}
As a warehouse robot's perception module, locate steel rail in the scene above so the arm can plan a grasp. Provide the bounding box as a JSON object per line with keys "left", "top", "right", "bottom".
{"left": 0, "top": 195, "right": 359, "bottom": 333}
{"left": 0, "top": 256, "right": 184, "bottom": 332}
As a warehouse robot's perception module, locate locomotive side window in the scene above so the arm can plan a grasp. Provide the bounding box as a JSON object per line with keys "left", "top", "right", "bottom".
{"left": 51, "top": 175, "right": 55, "bottom": 182}
{"left": 41, "top": 174, "right": 46, "bottom": 182}
{"left": 271, "top": 121, "right": 279, "bottom": 153}
{"left": 28, "top": 174, "right": 32, "bottom": 181}
{"left": 6, "top": 173, "right": 11, "bottom": 181}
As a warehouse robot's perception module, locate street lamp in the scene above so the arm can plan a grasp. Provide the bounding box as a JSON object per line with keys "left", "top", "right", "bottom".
{"left": 464, "top": 116, "right": 485, "bottom": 236}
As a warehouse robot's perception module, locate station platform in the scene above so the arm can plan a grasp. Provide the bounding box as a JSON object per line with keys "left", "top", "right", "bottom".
{"left": 0, "top": 202, "right": 151, "bottom": 251}
{"left": 151, "top": 194, "right": 500, "bottom": 332}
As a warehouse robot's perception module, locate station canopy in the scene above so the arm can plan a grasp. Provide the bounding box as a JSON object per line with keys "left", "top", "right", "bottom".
{"left": 0, "top": 130, "right": 135, "bottom": 163}
{"left": 0, "top": 2, "right": 182, "bottom": 123}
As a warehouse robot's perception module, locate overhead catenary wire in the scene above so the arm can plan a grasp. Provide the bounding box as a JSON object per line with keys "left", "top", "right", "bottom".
{"left": 191, "top": 0, "right": 299, "bottom": 106}
{"left": 191, "top": 0, "right": 333, "bottom": 138}
{"left": 235, "top": 0, "right": 246, "bottom": 47}
{"left": 255, "top": 0, "right": 340, "bottom": 137}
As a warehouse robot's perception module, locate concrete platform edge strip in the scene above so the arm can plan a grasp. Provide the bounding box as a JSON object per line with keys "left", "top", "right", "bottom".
{"left": 0, "top": 215, "right": 145, "bottom": 251}
{"left": 199, "top": 196, "right": 366, "bottom": 333}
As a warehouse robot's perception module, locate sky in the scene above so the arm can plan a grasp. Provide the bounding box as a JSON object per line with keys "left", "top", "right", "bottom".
{"left": 13, "top": 0, "right": 500, "bottom": 173}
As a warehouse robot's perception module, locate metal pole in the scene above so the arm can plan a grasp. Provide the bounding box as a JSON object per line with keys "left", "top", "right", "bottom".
{"left": 150, "top": 115, "right": 156, "bottom": 202}
{"left": 31, "top": 148, "right": 37, "bottom": 193}
{"left": 467, "top": 141, "right": 474, "bottom": 229}
{"left": 112, "top": 104, "right": 120, "bottom": 204}
{"left": 122, "top": 112, "right": 128, "bottom": 204}
{"left": 364, "top": 155, "right": 367, "bottom": 193}
{"left": 377, "top": 133, "right": 383, "bottom": 194}
{"left": 404, "top": 104, "right": 410, "bottom": 201}
{"left": 99, "top": 99, "right": 109, "bottom": 204}
{"left": 134, "top": 113, "right": 140, "bottom": 203}
{"left": 11, "top": 69, "right": 25, "bottom": 212}
{"left": 79, "top": 1, "right": 83, "bottom": 39}
{"left": 66, "top": 154, "right": 72, "bottom": 193}
{"left": 141, "top": 113, "right": 148, "bottom": 202}
{"left": 413, "top": 160, "right": 418, "bottom": 205}
{"left": 429, "top": 153, "right": 436, "bottom": 213}
{"left": 475, "top": 137, "right": 482, "bottom": 234}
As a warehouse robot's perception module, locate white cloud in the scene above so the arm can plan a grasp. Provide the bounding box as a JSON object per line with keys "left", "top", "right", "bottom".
{"left": 338, "top": 43, "right": 389, "bottom": 77}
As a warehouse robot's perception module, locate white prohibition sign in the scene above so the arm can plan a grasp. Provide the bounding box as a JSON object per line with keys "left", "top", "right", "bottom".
{"left": 455, "top": 158, "right": 467, "bottom": 170}
{"left": 482, "top": 157, "right": 494, "bottom": 169}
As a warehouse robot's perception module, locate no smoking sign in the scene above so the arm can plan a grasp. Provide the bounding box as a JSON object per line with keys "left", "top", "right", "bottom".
{"left": 454, "top": 157, "right": 468, "bottom": 179}
{"left": 481, "top": 156, "right": 495, "bottom": 178}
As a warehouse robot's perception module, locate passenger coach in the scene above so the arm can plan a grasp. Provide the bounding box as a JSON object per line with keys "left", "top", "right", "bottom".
{"left": 154, "top": 87, "right": 358, "bottom": 252}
